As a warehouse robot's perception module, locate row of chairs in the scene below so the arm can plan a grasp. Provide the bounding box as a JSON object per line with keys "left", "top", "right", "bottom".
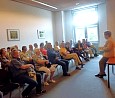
{"left": 0, "top": 69, "right": 19, "bottom": 98}
{"left": 0, "top": 68, "right": 46, "bottom": 98}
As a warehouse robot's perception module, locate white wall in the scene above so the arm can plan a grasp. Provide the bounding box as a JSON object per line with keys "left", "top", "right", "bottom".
{"left": 53, "top": 10, "right": 74, "bottom": 43}
{"left": 98, "top": 3, "right": 107, "bottom": 46}
{"left": 64, "top": 11, "right": 73, "bottom": 42}
{"left": 53, "top": 11, "right": 63, "bottom": 43}
{"left": 0, "top": 0, "right": 54, "bottom": 50}
{"left": 106, "top": 0, "right": 115, "bottom": 40}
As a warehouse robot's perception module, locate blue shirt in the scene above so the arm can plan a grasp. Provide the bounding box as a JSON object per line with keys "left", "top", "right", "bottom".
{"left": 47, "top": 48, "right": 60, "bottom": 63}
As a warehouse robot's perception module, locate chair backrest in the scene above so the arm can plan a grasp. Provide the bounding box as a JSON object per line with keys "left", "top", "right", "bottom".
{"left": 0, "top": 69, "right": 10, "bottom": 85}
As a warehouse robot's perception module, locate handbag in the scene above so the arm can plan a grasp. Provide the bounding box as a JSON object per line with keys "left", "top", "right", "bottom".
{"left": 27, "top": 68, "right": 36, "bottom": 81}
{"left": 45, "top": 63, "right": 51, "bottom": 68}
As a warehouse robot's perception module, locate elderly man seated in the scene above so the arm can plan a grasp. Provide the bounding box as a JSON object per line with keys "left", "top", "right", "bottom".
{"left": 10, "top": 49, "right": 46, "bottom": 98}
{"left": 47, "top": 43, "right": 70, "bottom": 76}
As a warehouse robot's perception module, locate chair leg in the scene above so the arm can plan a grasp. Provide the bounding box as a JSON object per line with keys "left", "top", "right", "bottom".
{"left": 112, "top": 65, "right": 115, "bottom": 75}
{"left": 9, "top": 91, "right": 12, "bottom": 98}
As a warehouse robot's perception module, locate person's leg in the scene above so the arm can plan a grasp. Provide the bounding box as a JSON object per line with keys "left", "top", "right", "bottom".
{"left": 39, "top": 67, "right": 50, "bottom": 86}
{"left": 95, "top": 57, "right": 109, "bottom": 78}
{"left": 88, "top": 49, "right": 94, "bottom": 58}
{"left": 49, "top": 65, "right": 56, "bottom": 82}
{"left": 99, "top": 57, "right": 109, "bottom": 74}
{"left": 36, "top": 73, "right": 42, "bottom": 92}
{"left": 65, "top": 53, "right": 81, "bottom": 66}
{"left": 36, "top": 73, "right": 46, "bottom": 94}
{"left": 60, "top": 59, "right": 69, "bottom": 71}
{"left": 91, "top": 45, "right": 97, "bottom": 54}
{"left": 49, "top": 71, "right": 55, "bottom": 83}
{"left": 14, "top": 74, "right": 37, "bottom": 97}
{"left": 55, "top": 59, "right": 70, "bottom": 76}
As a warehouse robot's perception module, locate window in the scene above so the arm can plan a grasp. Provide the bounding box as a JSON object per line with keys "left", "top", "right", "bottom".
{"left": 87, "top": 25, "right": 98, "bottom": 41}
{"left": 72, "top": 6, "right": 98, "bottom": 42}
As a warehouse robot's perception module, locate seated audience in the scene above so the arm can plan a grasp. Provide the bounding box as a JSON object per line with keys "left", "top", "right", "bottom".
{"left": 47, "top": 43, "right": 70, "bottom": 76}
{"left": 74, "top": 40, "right": 89, "bottom": 61}
{"left": 69, "top": 39, "right": 74, "bottom": 48}
{"left": 33, "top": 49, "right": 57, "bottom": 86}
{"left": 54, "top": 41, "right": 60, "bottom": 52}
{"left": 82, "top": 39, "right": 94, "bottom": 58}
{"left": 20, "top": 46, "right": 34, "bottom": 65}
{"left": 6, "top": 47, "right": 12, "bottom": 60}
{"left": 10, "top": 49, "right": 46, "bottom": 98}
{"left": 27, "top": 44, "right": 35, "bottom": 58}
{"left": 0, "top": 48, "right": 11, "bottom": 70}
{"left": 39, "top": 43, "right": 48, "bottom": 59}
{"left": 60, "top": 43, "right": 83, "bottom": 69}
{"left": 85, "top": 39, "right": 99, "bottom": 57}
{"left": 33, "top": 43, "right": 39, "bottom": 53}
{"left": 44, "top": 41, "right": 48, "bottom": 50}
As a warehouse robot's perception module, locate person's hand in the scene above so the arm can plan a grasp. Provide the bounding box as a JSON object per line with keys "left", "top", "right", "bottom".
{"left": 29, "top": 57, "right": 33, "bottom": 61}
{"left": 98, "top": 47, "right": 104, "bottom": 51}
{"left": 45, "top": 60, "right": 49, "bottom": 64}
{"left": 56, "top": 57, "right": 59, "bottom": 60}
{"left": 29, "top": 64, "right": 34, "bottom": 69}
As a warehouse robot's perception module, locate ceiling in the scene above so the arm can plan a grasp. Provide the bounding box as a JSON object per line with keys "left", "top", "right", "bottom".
{"left": 11, "top": 0, "right": 106, "bottom": 11}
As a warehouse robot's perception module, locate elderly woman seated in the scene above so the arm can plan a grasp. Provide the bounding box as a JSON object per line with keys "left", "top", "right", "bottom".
{"left": 33, "top": 49, "right": 57, "bottom": 86}
{"left": 0, "top": 48, "right": 11, "bottom": 70}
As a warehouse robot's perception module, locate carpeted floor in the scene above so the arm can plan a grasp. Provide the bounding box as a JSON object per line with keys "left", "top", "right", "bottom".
{"left": 4, "top": 55, "right": 115, "bottom": 98}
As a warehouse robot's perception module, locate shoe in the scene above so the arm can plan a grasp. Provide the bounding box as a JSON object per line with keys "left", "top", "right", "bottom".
{"left": 75, "top": 66, "right": 81, "bottom": 70}
{"left": 49, "top": 80, "right": 56, "bottom": 83}
{"left": 94, "top": 54, "right": 99, "bottom": 57}
{"left": 95, "top": 74, "right": 107, "bottom": 77}
{"left": 84, "top": 58, "right": 89, "bottom": 61}
{"left": 95, "top": 74, "right": 103, "bottom": 78}
{"left": 44, "top": 82, "right": 49, "bottom": 86}
{"left": 63, "top": 73, "right": 70, "bottom": 76}
{"left": 79, "top": 63, "right": 85, "bottom": 65}
{"left": 98, "top": 75, "right": 103, "bottom": 78}
{"left": 90, "top": 57, "right": 94, "bottom": 59}
{"left": 36, "top": 90, "right": 46, "bottom": 95}
{"left": 80, "top": 63, "right": 85, "bottom": 68}
{"left": 81, "top": 65, "right": 84, "bottom": 68}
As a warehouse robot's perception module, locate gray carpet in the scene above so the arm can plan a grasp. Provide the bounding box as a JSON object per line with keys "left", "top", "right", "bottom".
{"left": 37, "top": 55, "right": 115, "bottom": 98}
{"left": 4, "top": 55, "right": 115, "bottom": 98}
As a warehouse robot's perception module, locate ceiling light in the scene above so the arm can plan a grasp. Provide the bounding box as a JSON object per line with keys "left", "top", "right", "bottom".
{"left": 31, "top": 0, "right": 58, "bottom": 9}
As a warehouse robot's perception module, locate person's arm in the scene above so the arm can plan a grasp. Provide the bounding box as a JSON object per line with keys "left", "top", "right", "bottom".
{"left": 103, "top": 40, "right": 114, "bottom": 51}
{"left": 11, "top": 59, "right": 34, "bottom": 70}
{"left": 20, "top": 64, "right": 34, "bottom": 69}
{"left": 37, "top": 59, "right": 49, "bottom": 65}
